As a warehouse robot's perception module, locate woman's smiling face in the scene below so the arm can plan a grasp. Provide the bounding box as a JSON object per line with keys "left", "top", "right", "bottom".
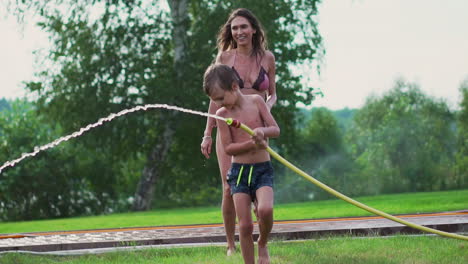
{"left": 231, "top": 16, "right": 256, "bottom": 47}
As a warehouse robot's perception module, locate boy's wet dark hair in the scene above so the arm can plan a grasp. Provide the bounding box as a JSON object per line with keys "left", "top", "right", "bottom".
{"left": 203, "top": 64, "right": 240, "bottom": 96}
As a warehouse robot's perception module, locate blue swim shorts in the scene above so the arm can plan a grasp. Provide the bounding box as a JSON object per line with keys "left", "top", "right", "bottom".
{"left": 227, "top": 161, "right": 274, "bottom": 202}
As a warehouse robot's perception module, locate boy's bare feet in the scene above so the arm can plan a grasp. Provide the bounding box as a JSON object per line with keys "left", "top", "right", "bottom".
{"left": 257, "top": 235, "right": 270, "bottom": 264}
{"left": 257, "top": 243, "right": 270, "bottom": 264}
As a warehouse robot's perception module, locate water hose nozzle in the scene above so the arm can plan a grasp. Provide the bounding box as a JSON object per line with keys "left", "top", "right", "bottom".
{"left": 226, "top": 118, "right": 241, "bottom": 128}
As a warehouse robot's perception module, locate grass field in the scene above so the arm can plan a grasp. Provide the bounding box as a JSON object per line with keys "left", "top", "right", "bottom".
{"left": 0, "top": 190, "right": 467, "bottom": 263}
{"left": 1, "top": 235, "right": 466, "bottom": 263}
{"left": 0, "top": 189, "right": 467, "bottom": 234}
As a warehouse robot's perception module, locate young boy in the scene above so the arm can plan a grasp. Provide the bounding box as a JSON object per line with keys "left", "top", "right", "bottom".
{"left": 203, "top": 64, "right": 280, "bottom": 264}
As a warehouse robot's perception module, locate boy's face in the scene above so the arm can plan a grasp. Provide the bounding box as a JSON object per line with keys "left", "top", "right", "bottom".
{"left": 209, "top": 83, "right": 238, "bottom": 109}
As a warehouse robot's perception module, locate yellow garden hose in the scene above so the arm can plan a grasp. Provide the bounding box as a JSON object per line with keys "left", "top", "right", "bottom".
{"left": 226, "top": 118, "right": 468, "bottom": 241}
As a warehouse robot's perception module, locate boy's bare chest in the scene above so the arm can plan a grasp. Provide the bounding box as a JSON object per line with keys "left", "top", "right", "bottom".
{"left": 230, "top": 105, "right": 264, "bottom": 130}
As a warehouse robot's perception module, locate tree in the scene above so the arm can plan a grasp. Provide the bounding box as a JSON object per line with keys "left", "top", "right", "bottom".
{"left": 302, "top": 108, "right": 343, "bottom": 157}
{"left": 6, "top": 0, "right": 324, "bottom": 211}
{"left": 132, "top": 0, "right": 191, "bottom": 211}
{"left": 347, "top": 79, "right": 456, "bottom": 194}
{"left": 292, "top": 108, "right": 354, "bottom": 200}
{"left": 455, "top": 78, "right": 468, "bottom": 188}
{"left": 333, "top": 107, "right": 357, "bottom": 132}
{"left": 0, "top": 98, "right": 10, "bottom": 111}
{"left": 0, "top": 100, "right": 118, "bottom": 220}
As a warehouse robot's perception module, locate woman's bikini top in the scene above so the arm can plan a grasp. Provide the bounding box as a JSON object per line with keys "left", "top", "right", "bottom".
{"left": 232, "top": 52, "right": 269, "bottom": 92}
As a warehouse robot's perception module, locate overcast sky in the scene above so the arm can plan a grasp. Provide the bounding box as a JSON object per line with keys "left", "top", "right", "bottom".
{"left": 312, "top": 0, "right": 468, "bottom": 109}
{"left": 0, "top": 13, "right": 45, "bottom": 100}
{"left": 1, "top": 0, "right": 468, "bottom": 110}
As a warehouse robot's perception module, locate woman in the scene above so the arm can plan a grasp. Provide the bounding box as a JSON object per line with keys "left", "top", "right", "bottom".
{"left": 200, "top": 8, "right": 276, "bottom": 256}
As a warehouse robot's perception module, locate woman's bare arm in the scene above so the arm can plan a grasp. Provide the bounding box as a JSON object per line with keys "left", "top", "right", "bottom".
{"left": 256, "top": 95, "right": 280, "bottom": 138}
{"left": 265, "top": 51, "right": 277, "bottom": 110}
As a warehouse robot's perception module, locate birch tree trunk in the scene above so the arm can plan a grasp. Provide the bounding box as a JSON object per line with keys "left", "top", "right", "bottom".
{"left": 132, "top": 0, "right": 190, "bottom": 211}
{"left": 168, "top": 0, "right": 189, "bottom": 78}
{"left": 132, "top": 125, "right": 175, "bottom": 211}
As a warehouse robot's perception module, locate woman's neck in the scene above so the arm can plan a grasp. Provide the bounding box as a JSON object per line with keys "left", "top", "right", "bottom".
{"left": 237, "top": 44, "right": 253, "bottom": 57}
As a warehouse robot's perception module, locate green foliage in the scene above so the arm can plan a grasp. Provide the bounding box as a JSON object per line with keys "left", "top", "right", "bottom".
{"left": 455, "top": 79, "right": 468, "bottom": 187}
{"left": 302, "top": 108, "right": 342, "bottom": 156}
{"left": 347, "top": 79, "right": 457, "bottom": 194}
{"left": 153, "top": 117, "right": 222, "bottom": 208}
{"left": 277, "top": 108, "right": 356, "bottom": 202}
{"left": 0, "top": 98, "right": 10, "bottom": 112}
{"left": 297, "top": 107, "right": 357, "bottom": 131}
{"left": 29, "top": 2, "right": 173, "bottom": 157}
{"left": 0, "top": 99, "right": 122, "bottom": 221}
{"left": 10, "top": 0, "right": 323, "bottom": 211}
{"left": 333, "top": 107, "right": 357, "bottom": 132}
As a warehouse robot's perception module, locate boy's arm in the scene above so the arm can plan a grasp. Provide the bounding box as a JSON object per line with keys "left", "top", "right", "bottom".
{"left": 224, "top": 138, "right": 258, "bottom": 156}
{"left": 216, "top": 109, "right": 258, "bottom": 156}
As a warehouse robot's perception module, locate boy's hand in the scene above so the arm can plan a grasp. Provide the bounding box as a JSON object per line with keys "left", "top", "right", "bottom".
{"left": 252, "top": 128, "right": 267, "bottom": 149}
{"left": 254, "top": 138, "right": 268, "bottom": 149}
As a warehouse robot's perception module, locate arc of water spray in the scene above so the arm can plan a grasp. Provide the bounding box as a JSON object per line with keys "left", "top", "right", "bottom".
{"left": 1, "top": 104, "right": 466, "bottom": 241}
{"left": 226, "top": 118, "right": 468, "bottom": 241}
{"left": 0, "top": 104, "right": 225, "bottom": 174}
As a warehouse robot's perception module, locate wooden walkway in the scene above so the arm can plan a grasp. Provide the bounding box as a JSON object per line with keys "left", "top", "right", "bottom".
{"left": 1, "top": 211, "right": 467, "bottom": 253}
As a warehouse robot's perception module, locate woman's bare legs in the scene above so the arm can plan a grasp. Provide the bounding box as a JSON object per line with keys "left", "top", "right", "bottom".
{"left": 216, "top": 133, "right": 237, "bottom": 255}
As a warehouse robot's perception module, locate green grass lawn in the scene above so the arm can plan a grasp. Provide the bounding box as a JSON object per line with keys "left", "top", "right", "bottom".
{"left": 1, "top": 236, "right": 466, "bottom": 264}
{"left": 0, "top": 189, "right": 467, "bottom": 234}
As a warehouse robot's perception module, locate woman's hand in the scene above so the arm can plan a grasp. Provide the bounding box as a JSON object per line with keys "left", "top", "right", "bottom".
{"left": 200, "top": 136, "right": 213, "bottom": 159}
